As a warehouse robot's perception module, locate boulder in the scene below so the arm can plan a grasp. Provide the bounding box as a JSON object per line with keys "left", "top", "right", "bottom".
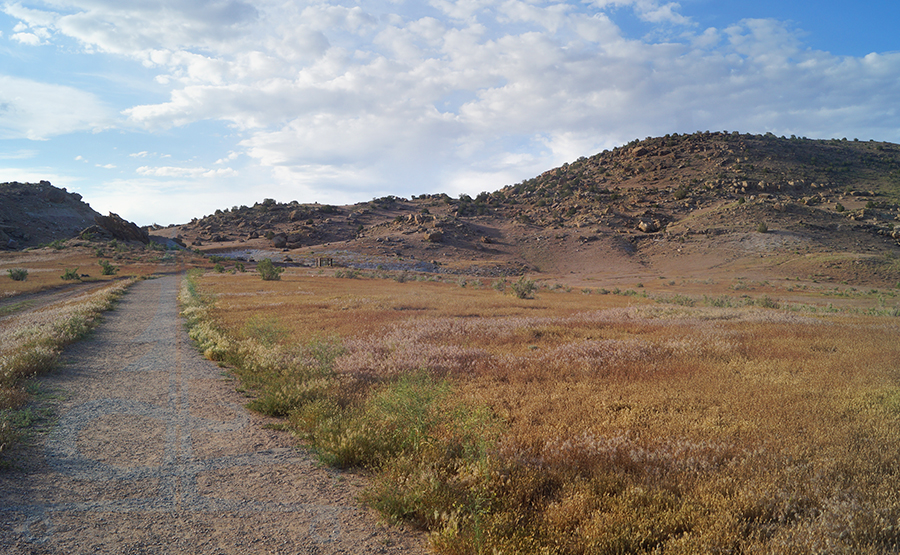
{"left": 424, "top": 230, "right": 443, "bottom": 243}
{"left": 272, "top": 233, "right": 287, "bottom": 248}
{"left": 93, "top": 212, "right": 150, "bottom": 244}
{"left": 637, "top": 219, "right": 661, "bottom": 233}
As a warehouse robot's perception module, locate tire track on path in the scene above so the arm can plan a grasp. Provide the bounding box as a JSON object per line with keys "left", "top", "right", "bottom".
{"left": 0, "top": 273, "right": 427, "bottom": 554}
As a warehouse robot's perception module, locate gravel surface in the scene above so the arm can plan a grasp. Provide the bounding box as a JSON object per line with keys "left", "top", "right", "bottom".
{"left": 0, "top": 274, "right": 428, "bottom": 554}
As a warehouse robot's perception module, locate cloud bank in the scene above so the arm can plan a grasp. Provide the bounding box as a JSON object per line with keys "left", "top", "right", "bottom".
{"left": 3, "top": 0, "right": 900, "bottom": 223}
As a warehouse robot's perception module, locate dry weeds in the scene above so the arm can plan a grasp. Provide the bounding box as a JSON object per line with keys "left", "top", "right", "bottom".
{"left": 187, "top": 267, "right": 900, "bottom": 554}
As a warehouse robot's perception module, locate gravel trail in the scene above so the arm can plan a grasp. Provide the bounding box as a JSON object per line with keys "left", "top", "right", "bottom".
{"left": 0, "top": 274, "right": 427, "bottom": 554}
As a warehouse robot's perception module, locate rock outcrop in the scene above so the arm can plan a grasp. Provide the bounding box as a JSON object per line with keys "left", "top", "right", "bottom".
{"left": 91, "top": 213, "right": 150, "bottom": 244}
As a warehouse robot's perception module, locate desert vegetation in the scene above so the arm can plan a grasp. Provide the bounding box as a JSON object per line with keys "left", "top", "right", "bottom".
{"left": 181, "top": 267, "right": 900, "bottom": 554}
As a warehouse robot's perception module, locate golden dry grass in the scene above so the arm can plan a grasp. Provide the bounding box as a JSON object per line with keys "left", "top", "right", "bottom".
{"left": 190, "top": 267, "right": 900, "bottom": 554}
{"left": 0, "top": 242, "right": 186, "bottom": 298}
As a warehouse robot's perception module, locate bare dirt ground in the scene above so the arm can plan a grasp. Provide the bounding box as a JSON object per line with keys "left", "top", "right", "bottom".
{"left": 0, "top": 274, "right": 428, "bottom": 554}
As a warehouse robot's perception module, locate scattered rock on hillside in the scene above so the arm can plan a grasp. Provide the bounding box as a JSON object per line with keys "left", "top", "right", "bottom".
{"left": 637, "top": 219, "right": 662, "bottom": 233}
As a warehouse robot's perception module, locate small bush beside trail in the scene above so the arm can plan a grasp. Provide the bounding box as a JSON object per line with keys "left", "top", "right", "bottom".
{"left": 98, "top": 260, "right": 118, "bottom": 275}
{"left": 7, "top": 268, "right": 27, "bottom": 281}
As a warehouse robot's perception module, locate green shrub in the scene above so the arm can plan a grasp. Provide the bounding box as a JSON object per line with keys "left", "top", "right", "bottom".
{"left": 257, "top": 258, "right": 284, "bottom": 281}
{"left": 213, "top": 263, "right": 225, "bottom": 273}
{"left": 61, "top": 268, "right": 80, "bottom": 280}
{"left": 835, "top": 203, "right": 846, "bottom": 212}
{"left": 7, "top": 268, "right": 27, "bottom": 281}
{"left": 99, "top": 260, "right": 118, "bottom": 275}
{"left": 510, "top": 276, "right": 537, "bottom": 299}
{"left": 756, "top": 222, "right": 769, "bottom": 233}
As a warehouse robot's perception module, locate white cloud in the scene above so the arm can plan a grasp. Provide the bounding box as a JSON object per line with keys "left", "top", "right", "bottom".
{"left": 11, "top": 32, "right": 42, "bottom": 45}
{"left": 96, "top": 163, "right": 116, "bottom": 169}
{"left": 4, "top": 1, "right": 900, "bottom": 216}
{"left": 215, "top": 151, "right": 239, "bottom": 164}
{"left": 0, "top": 75, "right": 112, "bottom": 140}
{"left": 0, "top": 149, "right": 38, "bottom": 160}
{"left": 135, "top": 165, "right": 237, "bottom": 178}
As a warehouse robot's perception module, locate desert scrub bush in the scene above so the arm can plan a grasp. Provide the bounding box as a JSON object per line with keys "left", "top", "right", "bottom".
{"left": 256, "top": 258, "right": 284, "bottom": 281}
{"left": 756, "top": 221, "right": 769, "bottom": 233}
{"left": 98, "top": 259, "right": 118, "bottom": 275}
{"left": 509, "top": 276, "right": 536, "bottom": 299}
{"left": 60, "top": 267, "right": 80, "bottom": 280}
{"left": 7, "top": 268, "right": 27, "bottom": 281}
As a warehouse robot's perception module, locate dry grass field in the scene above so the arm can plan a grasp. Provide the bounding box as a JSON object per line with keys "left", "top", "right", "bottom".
{"left": 183, "top": 266, "right": 900, "bottom": 554}
{"left": 0, "top": 241, "right": 183, "bottom": 298}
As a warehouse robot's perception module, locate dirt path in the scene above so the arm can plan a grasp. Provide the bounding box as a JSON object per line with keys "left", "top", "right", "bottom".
{"left": 0, "top": 274, "right": 428, "bottom": 554}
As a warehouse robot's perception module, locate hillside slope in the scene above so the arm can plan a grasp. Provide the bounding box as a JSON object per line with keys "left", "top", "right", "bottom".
{"left": 0, "top": 181, "right": 101, "bottom": 249}
{"left": 162, "top": 132, "right": 900, "bottom": 287}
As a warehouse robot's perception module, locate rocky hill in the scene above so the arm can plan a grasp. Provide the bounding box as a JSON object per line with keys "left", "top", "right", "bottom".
{"left": 0, "top": 181, "right": 100, "bottom": 249}
{"left": 160, "top": 132, "right": 900, "bottom": 287}
{"left": 1, "top": 181, "right": 149, "bottom": 249}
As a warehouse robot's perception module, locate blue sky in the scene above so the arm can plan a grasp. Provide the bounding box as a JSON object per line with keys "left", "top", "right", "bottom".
{"left": 1, "top": 1, "right": 898, "bottom": 225}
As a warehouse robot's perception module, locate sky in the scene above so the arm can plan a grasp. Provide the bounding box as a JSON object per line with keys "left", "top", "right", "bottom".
{"left": 1, "top": 1, "right": 899, "bottom": 226}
